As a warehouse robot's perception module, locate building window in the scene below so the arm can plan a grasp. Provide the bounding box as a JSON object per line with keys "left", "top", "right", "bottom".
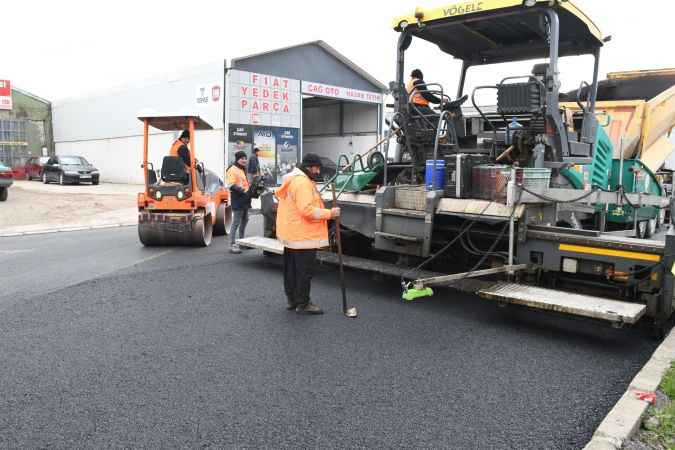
{"left": 0, "top": 119, "right": 27, "bottom": 167}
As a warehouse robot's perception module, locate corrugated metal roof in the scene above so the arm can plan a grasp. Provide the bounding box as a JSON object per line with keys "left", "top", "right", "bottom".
{"left": 232, "top": 40, "right": 386, "bottom": 92}
{"left": 12, "top": 86, "right": 51, "bottom": 105}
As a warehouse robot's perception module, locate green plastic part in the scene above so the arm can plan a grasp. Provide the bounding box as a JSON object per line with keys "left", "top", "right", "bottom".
{"left": 333, "top": 153, "right": 382, "bottom": 193}
{"left": 402, "top": 287, "right": 434, "bottom": 302}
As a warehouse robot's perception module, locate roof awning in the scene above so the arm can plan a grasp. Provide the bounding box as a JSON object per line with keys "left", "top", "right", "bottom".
{"left": 394, "top": 1, "right": 604, "bottom": 65}
{"left": 136, "top": 111, "right": 214, "bottom": 131}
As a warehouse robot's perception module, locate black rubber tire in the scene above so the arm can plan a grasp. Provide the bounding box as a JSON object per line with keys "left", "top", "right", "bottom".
{"left": 213, "top": 203, "right": 232, "bottom": 236}
{"left": 92, "top": 178, "right": 99, "bottom": 185}
{"left": 0, "top": 187, "right": 7, "bottom": 202}
{"left": 138, "top": 223, "right": 160, "bottom": 247}
{"left": 367, "top": 151, "right": 385, "bottom": 170}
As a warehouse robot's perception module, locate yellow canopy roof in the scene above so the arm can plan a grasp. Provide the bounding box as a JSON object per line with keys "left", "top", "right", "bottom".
{"left": 393, "top": 0, "right": 604, "bottom": 65}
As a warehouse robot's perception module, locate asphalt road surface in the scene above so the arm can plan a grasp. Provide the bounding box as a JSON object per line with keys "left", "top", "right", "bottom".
{"left": 0, "top": 218, "right": 663, "bottom": 449}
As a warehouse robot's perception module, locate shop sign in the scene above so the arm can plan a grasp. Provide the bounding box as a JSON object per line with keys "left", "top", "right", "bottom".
{"left": 0, "top": 80, "right": 12, "bottom": 110}
{"left": 228, "top": 70, "right": 301, "bottom": 128}
{"left": 301, "top": 81, "right": 382, "bottom": 104}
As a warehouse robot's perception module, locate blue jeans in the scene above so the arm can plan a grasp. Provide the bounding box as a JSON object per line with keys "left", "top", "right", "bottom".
{"left": 230, "top": 208, "right": 249, "bottom": 245}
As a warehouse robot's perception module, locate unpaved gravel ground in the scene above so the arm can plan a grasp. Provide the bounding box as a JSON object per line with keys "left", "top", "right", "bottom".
{"left": 0, "top": 180, "right": 138, "bottom": 233}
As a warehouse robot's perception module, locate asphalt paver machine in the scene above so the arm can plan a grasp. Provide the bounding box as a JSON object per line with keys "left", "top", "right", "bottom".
{"left": 137, "top": 113, "right": 231, "bottom": 247}
{"left": 241, "top": 1, "right": 674, "bottom": 334}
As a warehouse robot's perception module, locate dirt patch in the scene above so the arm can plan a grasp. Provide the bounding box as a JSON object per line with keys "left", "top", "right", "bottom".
{"left": 0, "top": 181, "right": 139, "bottom": 233}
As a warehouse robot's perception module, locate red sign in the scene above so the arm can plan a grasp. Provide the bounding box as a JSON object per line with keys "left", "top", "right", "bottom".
{"left": 239, "top": 73, "right": 293, "bottom": 115}
{"left": 301, "top": 81, "right": 382, "bottom": 104}
{"left": 0, "top": 80, "right": 11, "bottom": 110}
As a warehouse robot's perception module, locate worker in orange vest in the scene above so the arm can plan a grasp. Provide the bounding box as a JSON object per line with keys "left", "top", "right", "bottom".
{"left": 169, "top": 130, "right": 193, "bottom": 167}
{"left": 226, "top": 151, "right": 251, "bottom": 254}
{"left": 276, "top": 153, "right": 340, "bottom": 314}
{"left": 406, "top": 69, "right": 444, "bottom": 117}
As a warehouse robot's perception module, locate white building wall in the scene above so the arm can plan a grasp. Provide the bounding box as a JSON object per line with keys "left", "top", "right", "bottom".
{"left": 53, "top": 59, "right": 384, "bottom": 184}
{"left": 53, "top": 62, "right": 225, "bottom": 184}
{"left": 55, "top": 130, "right": 224, "bottom": 184}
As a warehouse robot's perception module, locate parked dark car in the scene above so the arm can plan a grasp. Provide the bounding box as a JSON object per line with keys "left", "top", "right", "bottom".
{"left": 42, "top": 155, "right": 100, "bottom": 185}
{"left": 25, "top": 156, "right": 50, "bottom": 181}
{"left": 0, "top": 163, "right": 13, "bottom": 201}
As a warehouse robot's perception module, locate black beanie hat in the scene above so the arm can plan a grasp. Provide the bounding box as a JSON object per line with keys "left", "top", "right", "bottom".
{"left": 180, "top": 129, "right": 190, "bottom": 140}
{"left": 234, "top": 151, "right": 247, "bottom": 161}
{"left": 301, "top": 153, "right": 322, "bottom": 168}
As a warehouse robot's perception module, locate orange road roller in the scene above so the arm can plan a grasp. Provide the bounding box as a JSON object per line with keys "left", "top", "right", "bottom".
{"left": 137, "top": 113, "right": 231, "bottom": 246}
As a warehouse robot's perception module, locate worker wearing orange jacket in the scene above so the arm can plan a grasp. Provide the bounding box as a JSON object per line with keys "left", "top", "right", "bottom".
{"left": 226, "top": 151, "right": 251, "bottom": 254}
{"left": 406, "top": 68, "right": 443, "bottom": 117}
{"left": 169, "top": 130, "right": 192, "bottom": 167}
{"left": 275, "top": 153, "right": 340, "bottom": 314}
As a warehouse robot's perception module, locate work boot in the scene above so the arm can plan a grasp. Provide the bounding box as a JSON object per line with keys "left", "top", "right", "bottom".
{"left": 295, "top": 302, "right": 323, "bottom": 315}
{"left": 286, "top": 297, "right": 297, "bottom": 311}
{"left": 229, "top": 244, "right": 242, "bottom": 254}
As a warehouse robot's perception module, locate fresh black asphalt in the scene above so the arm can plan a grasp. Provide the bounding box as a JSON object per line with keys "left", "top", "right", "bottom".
{"left": 0, "top": 224, "right": 662, "bottom": 448}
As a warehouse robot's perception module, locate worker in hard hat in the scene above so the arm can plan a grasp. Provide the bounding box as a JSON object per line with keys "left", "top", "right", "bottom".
{"left": 169, "top": 130, "right": 193, "bottom": 167}
{"left": 406, "top": 69, "right": 444, "bottom": 117}
{"left": 227, "top": 151, "right": 251, "bottom": 254}
{"left": 275, "top": 153, "right": 340, "bottom": 315}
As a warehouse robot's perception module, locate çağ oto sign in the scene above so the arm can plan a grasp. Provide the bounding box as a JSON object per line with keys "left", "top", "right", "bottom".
{"left": 301, "top": 81, "right": 383, "bottom": 104}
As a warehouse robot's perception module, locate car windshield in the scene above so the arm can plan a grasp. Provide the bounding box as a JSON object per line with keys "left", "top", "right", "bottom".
{"left": 60, "top": 156, "right": 88, "bottom": 165}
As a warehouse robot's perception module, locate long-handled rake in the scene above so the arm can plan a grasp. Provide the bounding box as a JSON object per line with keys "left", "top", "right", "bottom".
{"left": 331, "top": 182, "right": 358, "bottom": 318}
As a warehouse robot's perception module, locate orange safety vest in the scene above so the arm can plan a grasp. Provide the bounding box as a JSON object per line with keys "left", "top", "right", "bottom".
{"left": 226, "top": 164, "right": 250, "bottom": 191}
{"left": 406, "top": 77, "right": 429, "bottom": 107}
{"left": 275, "top": 168, "right": 331, "bottom": 250}
{"left": 169, "top": 139, "right": 183, "bottom": 158}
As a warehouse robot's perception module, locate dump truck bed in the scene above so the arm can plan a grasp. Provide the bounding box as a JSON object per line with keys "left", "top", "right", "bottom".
{"left": 562, "top": 68, "right": 675, "bottom": 172}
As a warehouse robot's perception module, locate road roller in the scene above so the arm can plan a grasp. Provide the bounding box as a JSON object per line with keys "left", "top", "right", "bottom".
{"left": 137, "top": 113, "right": 231, "bottom": 247}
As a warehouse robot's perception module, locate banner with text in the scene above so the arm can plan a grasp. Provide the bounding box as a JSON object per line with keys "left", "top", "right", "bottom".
{"left": 0, "top": 80, "right": 12, "bottom": 110}
{"left": 301, "top": 81, "right": 382, "bottom": 104}
{"left": 227, "top": 69, "right": 301, "bottom": 128}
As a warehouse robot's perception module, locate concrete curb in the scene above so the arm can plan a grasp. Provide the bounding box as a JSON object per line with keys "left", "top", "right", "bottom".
{"left": 584, "top": 328, "right": 675, "bottom": 449}
{"left": 0, "top": 222, "right": 137, "bottom": 238}
{"left": 1, "top": 211, "right": 260, "bottom": 238}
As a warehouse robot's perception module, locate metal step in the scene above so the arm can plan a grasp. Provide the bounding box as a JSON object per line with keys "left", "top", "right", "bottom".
{"left": 238, "top": 235, "right": 495, "bottom": 293}
{"left": 374, "top": 231, "right": 423, "bottom": 242}
{"left": 237, "top": 236, "right": 283, "bottom": 254}
{"left": 381, "top": 208, "right": 426, "bottom": 218}
{"left": 478, "top": 282, "right": 646, "bottom": 324}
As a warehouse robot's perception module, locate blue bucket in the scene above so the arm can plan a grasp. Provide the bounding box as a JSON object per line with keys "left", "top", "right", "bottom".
{"left": 425, "top": 160, "right": 446, "bottom": 190}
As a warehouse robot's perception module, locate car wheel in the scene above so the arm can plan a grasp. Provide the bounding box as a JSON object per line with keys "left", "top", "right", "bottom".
{"left": 0, "top": 187, "right": 7, "bottom": 202}
{"left": 92, "top": 178, "right": 99, "bottom": 185}
{"left": 43, "top": 172, "right": 48, "bottom": 184}
{"left": 59, "top": 173, "right": 64, "bottom": 185}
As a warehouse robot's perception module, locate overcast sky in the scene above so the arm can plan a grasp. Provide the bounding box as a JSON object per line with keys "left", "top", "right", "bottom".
{"left": 4, "top": 0, "right": 674, "bottom": 101}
